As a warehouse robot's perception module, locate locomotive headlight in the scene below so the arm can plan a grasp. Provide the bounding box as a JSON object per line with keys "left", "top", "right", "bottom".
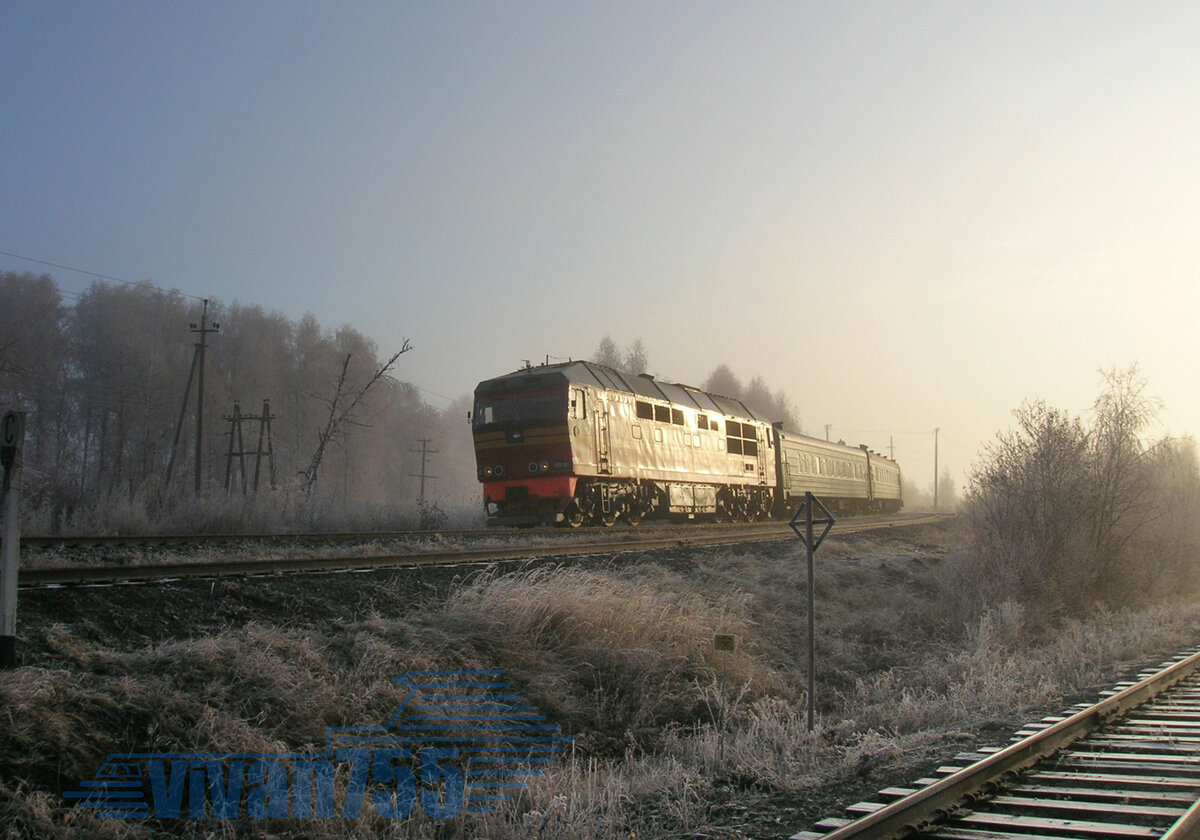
{"left": 529, "top": 462, "right": 539, "bottom": 473}
{"left": 494, "top": 464, "right": 504, "bottom": 476}
{"left": 483, "top": 465, "right": 494, "bottom": 478}
{"left": 540, "top": 461, "right": 550, "bottom": 472}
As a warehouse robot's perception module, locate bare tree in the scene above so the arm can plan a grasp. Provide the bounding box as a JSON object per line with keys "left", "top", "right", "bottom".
{"left": 1087, "top": 364, "right": 1161, "bottom": 598}
{"left": 963, "top": 366, "right": 1176, "bottom": 613}
{"left": 623, "top": 339, "right": 648, "bottom": 374}
{"left": 592, "top": 335, "right": 650, "bottom": 374}
{"left": 593, "top": 335, "right": 621, "bottom": 368}
{"left": 300, "top": 340, "right": 412, "bottom": 494}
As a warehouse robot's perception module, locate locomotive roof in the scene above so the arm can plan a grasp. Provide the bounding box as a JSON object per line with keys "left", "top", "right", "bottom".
{"left": 478, "top": 360, "right": 767, "bottom": 422}
{"left": 477, "top": 361, "right": 900, "bottom": 467}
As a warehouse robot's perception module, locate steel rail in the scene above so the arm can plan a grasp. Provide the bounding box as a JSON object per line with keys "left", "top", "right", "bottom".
{"left": 10, "top": 528, "right": 494, "bottom": 549}
{"left": 17, "top": 514, "right": 945, "bottom": 588}
{"left": 8, "top": 512, "right": 948, "bottom": 550}
{"left": 795, "top": 649, "right": 1200, "bottom": 840}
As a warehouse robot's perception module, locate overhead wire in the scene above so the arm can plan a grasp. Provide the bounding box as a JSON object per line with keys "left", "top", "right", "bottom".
{"left": 0, "top": 249, "right": 207, "bottom": 302}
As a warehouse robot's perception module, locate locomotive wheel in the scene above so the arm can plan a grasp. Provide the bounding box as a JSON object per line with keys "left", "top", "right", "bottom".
{"left": 564, "top": 503, "right": 585, "bottom": 528}
{"left": 624, "top": 505, "right": 642, "bottom": 527}
{"left": 599, "top": 507, "right": 618, "bottom": 527}
{"left": 713, "top": 500, "right": 729, "bottom": 523}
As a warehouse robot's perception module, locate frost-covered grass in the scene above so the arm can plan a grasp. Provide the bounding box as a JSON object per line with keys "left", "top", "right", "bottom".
{"left": 4, "top": 521, "right": 1200, "bottom": 839}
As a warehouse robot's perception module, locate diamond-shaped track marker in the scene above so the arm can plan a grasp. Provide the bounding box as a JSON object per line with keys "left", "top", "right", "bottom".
{"left": 789, "top": 492, "right": 836, "bottom": 551}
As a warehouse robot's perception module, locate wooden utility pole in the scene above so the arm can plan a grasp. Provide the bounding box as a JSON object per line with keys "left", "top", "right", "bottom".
{"left": 223, "top": 400, "right": 277, "bottom": 493}
{"left": 223, "top": 401, "right": 249, "bottom": 493}
{"left": 253, "top": 399, "right": 276, "bottom": 492}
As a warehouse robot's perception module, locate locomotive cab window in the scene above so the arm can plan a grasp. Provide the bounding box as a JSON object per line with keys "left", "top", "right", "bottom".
{"left": 473, "top": 391, "right": 564, "bottom": 427}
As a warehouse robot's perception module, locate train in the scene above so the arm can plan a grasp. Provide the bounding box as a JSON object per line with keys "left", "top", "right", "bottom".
{"left": 471, "top": 361, "right": 902, "bottom": 527}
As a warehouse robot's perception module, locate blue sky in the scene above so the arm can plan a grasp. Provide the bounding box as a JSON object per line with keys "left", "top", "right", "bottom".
{"left": 5, "top": 2, "right": 1200, "bottom": 491}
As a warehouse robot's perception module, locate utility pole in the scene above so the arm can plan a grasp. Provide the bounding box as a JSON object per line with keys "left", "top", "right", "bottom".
{"left": 933, "top": 427, "right": 940, "bottom": 512}
{"left": 223, "top": 402, "right": 248, "bottom": 493}
{"left": 166, "top": 299, "right": 220, "bottom": 493}
{"left": 192, "top": 300, "right": 219, "bottom": 495}
{"left": 408, "top": 439, "right": 439, "bottom": 506}
{"left": 253, "top": 399, "right": 276, "bottom": 492}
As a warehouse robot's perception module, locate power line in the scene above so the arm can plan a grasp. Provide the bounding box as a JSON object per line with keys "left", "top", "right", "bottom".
{"left": 405, "top": 382, "right": 459, "bottom": 405}
{"left": 0, "top": 249, "right": 206, "bottom": 301}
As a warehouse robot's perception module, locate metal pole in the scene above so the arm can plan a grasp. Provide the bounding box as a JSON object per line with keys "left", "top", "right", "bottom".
{"left": 933, "top": 427, "right": 940, "bottom": 512}
{"left": 806, "top": 492, "right": 816, "bottom": 732}
{"left": 1, "top": 411, "right": 25, "bottom": 669}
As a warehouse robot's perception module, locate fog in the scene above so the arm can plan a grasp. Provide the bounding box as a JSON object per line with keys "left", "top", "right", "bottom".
{"left": 4, "top": 4, "right": 1199, "bottom": 498}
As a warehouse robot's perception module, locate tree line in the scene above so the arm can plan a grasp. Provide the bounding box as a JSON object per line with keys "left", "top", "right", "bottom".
{"left": 592, "top": 335, "right": 801, "bottom": 431}
{"left": 0, "top": 271, "right": 478, "bottom": 533}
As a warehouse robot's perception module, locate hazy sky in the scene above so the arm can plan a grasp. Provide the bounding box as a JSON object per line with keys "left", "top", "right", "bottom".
{"left": 4, "top": 2, "right": 1199, "bottom": 492}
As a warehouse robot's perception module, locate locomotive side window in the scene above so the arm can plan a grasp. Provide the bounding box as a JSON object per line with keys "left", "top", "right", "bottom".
{"left": 726, "top": 420, "right": 758, "bottom": 456}
{"left": 569, "top": 388, "right": 587, "bottom": 419}
{"left": 671, "top": 408, "right": 684, "bottom": 425}
{"left": 654, "top": 405, "right": 671, "bottom": 423}
{"left": 636, "top": 401, "right": 653, "bottom": 420}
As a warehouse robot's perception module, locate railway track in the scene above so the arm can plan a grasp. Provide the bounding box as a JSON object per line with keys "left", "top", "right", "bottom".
{"left": 16, "top": 513, "right": 943, "bottom": 588}
{"left": 793, "top": 648, "right": 1200, "bottom": 840}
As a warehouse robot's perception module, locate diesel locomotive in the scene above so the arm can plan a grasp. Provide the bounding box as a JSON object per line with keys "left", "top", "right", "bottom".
{"left": 472, "top": 361, "right": 902, "bottom": 527}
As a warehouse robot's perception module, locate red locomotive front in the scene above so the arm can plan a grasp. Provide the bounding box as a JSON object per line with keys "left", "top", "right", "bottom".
{"left": 472, "top": 368, "right": 579, "bottom": 525}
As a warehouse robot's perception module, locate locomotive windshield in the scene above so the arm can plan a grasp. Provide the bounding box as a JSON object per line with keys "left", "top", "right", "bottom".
{"left": 473, "top": 390, "right": 565, "bottom": 427}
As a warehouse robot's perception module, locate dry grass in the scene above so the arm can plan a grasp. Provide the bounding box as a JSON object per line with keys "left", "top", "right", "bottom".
{"left": 4, "top": 521, "right": 1200, "bottom": 838}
